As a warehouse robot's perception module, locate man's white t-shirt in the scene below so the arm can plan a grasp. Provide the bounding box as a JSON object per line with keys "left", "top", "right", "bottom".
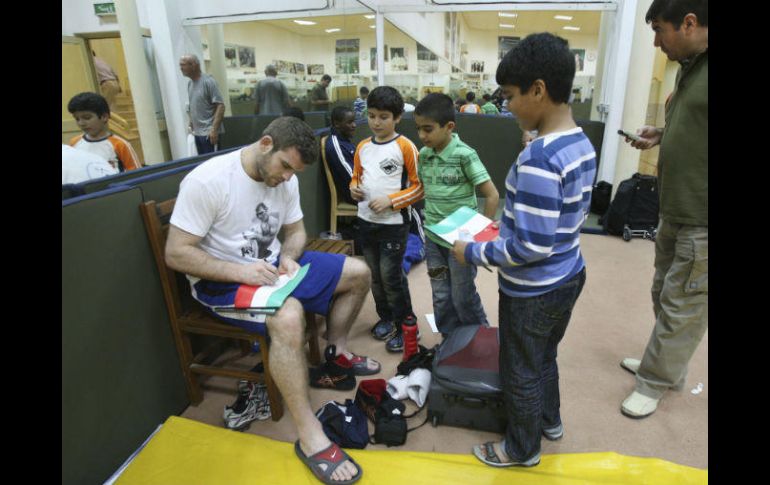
{"left": 170, "top": 148, "right": 303, "bottom": 286}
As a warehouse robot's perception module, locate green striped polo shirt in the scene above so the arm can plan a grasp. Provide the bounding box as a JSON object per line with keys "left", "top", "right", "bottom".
{"left": 418, "top": 133, "right": 491, "bottom": 244}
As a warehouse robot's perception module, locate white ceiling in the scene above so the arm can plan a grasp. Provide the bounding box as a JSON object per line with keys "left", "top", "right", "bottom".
{"left": 259, "top": 10, "right": 602, "bottom": 37}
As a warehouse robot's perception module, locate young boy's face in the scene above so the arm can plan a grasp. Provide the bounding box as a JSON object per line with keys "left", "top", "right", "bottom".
{"left": 501, "top": 84, "right": 540, "bottom": 132}
{"left": 367, "top": 108, "right": 400, "bottom": 140}
{"left": 334, "top": 111, "right": 357, "bottom": 139}
{"left": 72, "top": 111, "right": 109, "bottom": 139}
{"left": 415, "top": 115, "right": 454, "bottom": 152}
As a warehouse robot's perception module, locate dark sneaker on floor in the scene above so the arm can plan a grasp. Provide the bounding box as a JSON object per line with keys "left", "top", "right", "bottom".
{"left": 309, "top": 344, "right": 356, "bottom": 390}
{"left": 385, "top": 329, "right": 421, "bottom": 353}
{"left": 223, "top": 380, "right": 271, "bottom": 431}
{"left": 542, "top": 423, "right": 564, "bottom": 441}
{"left": 371, "top": 319, "right": 397, "bottom": 341}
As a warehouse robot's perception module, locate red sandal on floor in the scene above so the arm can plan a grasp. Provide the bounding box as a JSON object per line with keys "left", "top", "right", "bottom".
{"left": 294, "top": 440, "right": 362, "bottom": 485}
{"left": 347, "top": 353, "right": 381, "bottom": 376}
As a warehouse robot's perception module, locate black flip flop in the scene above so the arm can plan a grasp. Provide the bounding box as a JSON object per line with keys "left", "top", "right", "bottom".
{"left": 294, "top": 440, "right": 362, "bottom": 485}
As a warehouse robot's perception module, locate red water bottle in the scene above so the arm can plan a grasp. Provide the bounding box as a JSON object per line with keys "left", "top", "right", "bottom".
{"left": 402, "top": 315, "right": 419, "bottom": 361}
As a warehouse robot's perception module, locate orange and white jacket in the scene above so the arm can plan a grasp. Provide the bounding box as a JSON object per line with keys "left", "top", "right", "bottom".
{"left": 69, "top": 133, "right": 141, "bottom": 172}
{"left": 351, "top": 134, "right": 424, "bottom": 225}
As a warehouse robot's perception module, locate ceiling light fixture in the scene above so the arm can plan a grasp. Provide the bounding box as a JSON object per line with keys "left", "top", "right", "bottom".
{"left": 325, "top": 28, "right": 341, "bottom": 33}
{"left": 499, "top": 24, "right": 515, "bottom": 29}
{"left": 554, "top": 15, "right": 573, "bottom": 20}
{"left": 364, "top": 14, "right": 375, "bottom": 19}
{"left": 498, "top": 13, "right": 518, "bottom": 18}
{"left": 563, "top": 26, "right": 581, "bottom": 31}
{"left": 293, "top": 20, "right": 316, "bottom": 25}
{"left": 369, "top": 25, "right": 375, "bottom": 29}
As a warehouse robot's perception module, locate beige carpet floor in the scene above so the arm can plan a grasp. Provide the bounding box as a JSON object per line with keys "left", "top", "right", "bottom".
{"left": 181, "top": 233, "right": 708, "bottom": 470}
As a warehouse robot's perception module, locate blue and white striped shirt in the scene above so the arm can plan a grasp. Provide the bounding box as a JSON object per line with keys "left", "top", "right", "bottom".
{"left": 464, "top": 127, "right": 596, "bottom": 297}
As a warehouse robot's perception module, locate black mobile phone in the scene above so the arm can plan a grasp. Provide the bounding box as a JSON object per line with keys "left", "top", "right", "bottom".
{"left": 617, "top": 129, "right": 643, "bottom": 142}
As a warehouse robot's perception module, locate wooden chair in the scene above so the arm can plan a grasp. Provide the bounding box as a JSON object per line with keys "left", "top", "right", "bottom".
{"left": 320, "top": 135, "right": 358, "bottom": 234}
{"left": 139, "top": 198, "right": 322, "bottom": 422}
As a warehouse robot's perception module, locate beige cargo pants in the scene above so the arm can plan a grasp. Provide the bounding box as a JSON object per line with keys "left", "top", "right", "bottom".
{"left": 636, "top": 218, "right": 708, "bottom": 399}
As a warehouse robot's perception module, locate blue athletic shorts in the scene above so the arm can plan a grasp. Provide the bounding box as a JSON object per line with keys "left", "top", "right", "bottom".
{"left": 192, "top": 251, "right": 345, "bottom": 333}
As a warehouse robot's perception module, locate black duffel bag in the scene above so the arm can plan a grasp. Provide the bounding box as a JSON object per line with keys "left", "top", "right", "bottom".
{"left": 601, "top": 173, "right": 659, "bottom": 236}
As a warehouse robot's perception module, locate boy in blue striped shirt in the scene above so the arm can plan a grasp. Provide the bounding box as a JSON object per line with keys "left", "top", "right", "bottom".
{"left": 453, "top": 33, "right": 596, "bottom": 468}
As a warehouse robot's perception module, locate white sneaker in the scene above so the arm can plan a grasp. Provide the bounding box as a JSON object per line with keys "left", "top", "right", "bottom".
{"left": 621, "top": 358, "right": 685, "bottom": 391}
{"left": 620, "top": 358, "right": 640, "bottom": 374}
{"left": 621, "top": 391, "right": 659, "bottom": 419}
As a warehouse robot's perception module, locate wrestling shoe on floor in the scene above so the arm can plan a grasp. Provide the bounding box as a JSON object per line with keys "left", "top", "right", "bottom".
{"left": 223, "top": 380, "right": 271, "bottom": 431}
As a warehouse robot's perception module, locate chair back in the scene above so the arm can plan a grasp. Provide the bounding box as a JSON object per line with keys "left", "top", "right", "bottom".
{"left": 140, "top": 198, "right": 185, "bottom": 321}
{"left": 320, "top": 135, "right": 342, "bottom": 210}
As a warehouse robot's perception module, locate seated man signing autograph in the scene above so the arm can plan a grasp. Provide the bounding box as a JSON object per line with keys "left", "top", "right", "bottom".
{"left": 166, "top": 116, "right": 376, "bottom": 485}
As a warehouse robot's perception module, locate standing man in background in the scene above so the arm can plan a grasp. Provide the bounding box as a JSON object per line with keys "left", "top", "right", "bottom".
{"left": 254, "top": 64, "right": 290, "bottom": 115}
{"left": 180, "top": 54, "right": 225, "bottom": 155}
{"left": 93, "top": 52, "right": 121, "bottom": 114}
{"left": 619, "top": 0, "right": 708, "bottom": 420}
{"left": 310, "top": 74, "right": 332, "bottom": 111}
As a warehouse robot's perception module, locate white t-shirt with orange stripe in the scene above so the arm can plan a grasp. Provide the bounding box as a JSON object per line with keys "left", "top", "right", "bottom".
{"left": 69, "top": 133, "right": 141, "bottom": 172}
{"left": 351, "top": 134, "right": 423, "bottom": 225}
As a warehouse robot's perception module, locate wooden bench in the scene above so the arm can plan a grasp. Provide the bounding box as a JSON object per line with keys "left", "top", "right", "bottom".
{"left": 305, "top": 237, "right": 354, "bottom": 256}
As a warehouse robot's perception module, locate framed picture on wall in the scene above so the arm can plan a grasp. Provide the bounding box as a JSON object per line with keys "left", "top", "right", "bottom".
{"left": 308, "top": 64, "right": 324, "bottom": 75}
{"left": 390, "top": 47, "right": 407, "bottom": 71}
{"left": 369, "top": 46, "right": 389, "bottom": 71}
{"left": 571, "top": 49, "right": 586, "bottom": 72}
{"left": 335, "top": 39, "right": 360, "bottom": 74}
{"left": 224, "top": 44, "right": 238, "bottom": 68}
{"left": 417, "top": 43, "right": 438, "bottom": 73}
{"left": 498, "top": 36, "right": 520, "bottom": 60}
{"left": 238, "top": 46, "right": 255, "bottom": 68}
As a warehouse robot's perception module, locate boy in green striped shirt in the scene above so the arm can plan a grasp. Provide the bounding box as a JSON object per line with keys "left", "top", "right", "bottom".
{"left": 414, "top": 93, "right": 500, "bottom": 337}
{"left": 481, "top": 94, "right": 500, "bottom": 115}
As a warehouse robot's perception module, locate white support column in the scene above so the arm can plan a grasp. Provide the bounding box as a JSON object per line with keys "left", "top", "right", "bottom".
{"left": 144, "top": 0, "right": 204, "bottom": 161}
{"left": 207, "top": 24, "right": 232, "bottom": 116}
{"left": 376, "top": 12, "right": 385, "bottom": 87}
{"left": 590, "top": 10, "right": 614, "bottom": 122}
{"left": 613, "top": 0, "right": 656, "bottom": 189}
{"left": 114, "top": 0, "right": 165, "bottom": 164}
{"left": 595, "top": 0, "right": 639, "bottom": 185}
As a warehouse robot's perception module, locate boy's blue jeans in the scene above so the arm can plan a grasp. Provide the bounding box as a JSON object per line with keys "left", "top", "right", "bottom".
{"left": 425, "top": 239, "right": 488, "bottom": 336}
{"left": 499, "top": 267, "right": 586, "bottom": 462}
{"left": 359, "top": 219, "right": 414, "bottom": 324}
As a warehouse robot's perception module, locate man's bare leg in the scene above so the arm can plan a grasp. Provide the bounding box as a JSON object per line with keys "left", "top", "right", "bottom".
{"left": 266, "top": 297, "right": 358, "bottom": 482}
{"left": 325, "top": 257, "right": 371, "bottom": 357}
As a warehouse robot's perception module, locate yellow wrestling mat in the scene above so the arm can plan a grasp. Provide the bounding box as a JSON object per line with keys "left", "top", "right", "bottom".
{"left": 115, "top": 416, "right": 707, "bottom": 485}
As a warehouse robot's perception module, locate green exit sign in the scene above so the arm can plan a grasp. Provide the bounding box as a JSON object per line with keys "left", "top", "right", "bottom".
{"left": 94, "top": 3, "right": 115, "bottom": 16}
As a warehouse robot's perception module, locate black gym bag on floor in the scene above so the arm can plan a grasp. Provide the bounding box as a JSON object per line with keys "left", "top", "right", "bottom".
{"left": 601, "top": 173, "right": 659, "bottom": 236}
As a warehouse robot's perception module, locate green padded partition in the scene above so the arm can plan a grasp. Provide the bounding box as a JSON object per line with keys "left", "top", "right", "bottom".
{"left": 62, "top": 187, "right": 188, "bottom": 485}
{"left": 304, "top": 111, "right": 329, "bottom": 130}
{"left": 572, "top": 100, "right": 593, "bottom": 121}
{"left": 113, "top": 166, "right": 198, "bottom": 203}
{"left": 297, "top": 151, "right": 330, "bottom": 238}
{"left": 229, "top": 98, "right": 255, "bottom": 116}
{"left": 455, "top": 114, "right": 524, "bottom": 196}
{"left": 219, "top": 116, "right": 257, "bottom": 149}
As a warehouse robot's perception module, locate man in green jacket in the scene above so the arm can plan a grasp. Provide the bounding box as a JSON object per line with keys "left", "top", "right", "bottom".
{"left": 620, "top": 0, "right": 708, "bottom": 419}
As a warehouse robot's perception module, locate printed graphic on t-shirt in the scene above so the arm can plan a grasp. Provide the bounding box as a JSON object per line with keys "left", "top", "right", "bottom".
{"left": 240, "top": 202, "right": 280, "bottom": 260}
{"left": 379, "top": 158, "right": 399, "bottom": 175}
